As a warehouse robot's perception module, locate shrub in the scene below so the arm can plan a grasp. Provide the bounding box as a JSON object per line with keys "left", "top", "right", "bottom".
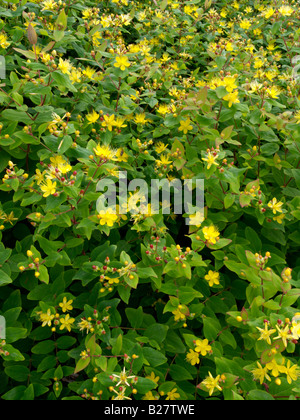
{"left": 0, "top": 0, "right": 300, "bottom": 401}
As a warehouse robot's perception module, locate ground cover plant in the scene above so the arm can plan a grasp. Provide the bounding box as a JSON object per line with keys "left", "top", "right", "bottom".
{"left": 0, "top": 0, "right": 300, "bottom": 401}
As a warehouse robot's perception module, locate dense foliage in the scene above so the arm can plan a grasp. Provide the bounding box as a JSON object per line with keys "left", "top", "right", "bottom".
{"left": 0, "top": 0, "right": 300, "bottom": 401}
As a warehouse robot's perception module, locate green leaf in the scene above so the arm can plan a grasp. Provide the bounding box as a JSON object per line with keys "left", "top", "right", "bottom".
{"left": 5, "top": 327, "right": 27, "bottom": 344}
{"left": 247, "top": 390, "right": 275, "bottom": 401}
{"left": 203, "top": 317, "right": 221, "bottom": 341}
{"left": 74, "top": 357, "right": 91, "bottom": 374}
{"left": 111, "top": 334, "right": 123, "bottom": 356}
{"left": 5, "top": 366, "right": 30, "bottom": 382}
{"left": 143, "top": 347, "right": 168, "bottom": 367}
{"left": 245, "top": 226, "right": 262, "bottom": 251}
{"left": 32, "top": 340, "right": 55, "bottom": 354}
{"left": 169, "top": 365, "right": 193, "bottom": 381}
{"left": 0, "top": 269, "right": 12, "bottom": 286}
{"left": 51, "top": 71, "right": 77, "bottom": 93}
{"left": 144, "top": 324, "right": 168, "bottom": 345}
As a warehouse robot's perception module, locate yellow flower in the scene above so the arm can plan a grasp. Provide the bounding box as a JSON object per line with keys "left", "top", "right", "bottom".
{"left": 40, "top": 179, "right": 57, "bottom": 198}
{"left": 178, "top": 118, "right": 193, "bottom": 134}
{"left": 58, "top": 58, "right": 72, "bottom": 75}
{"left": 39, "top": 309, "right": 55, "bottom": 327}
{"left": 157, "top": 104, "right": 169, "bottom": 115}
{"left": 102, "top": 114, "right": 116, "bottom": 131}
{"left": 278, "top": 5, "right": 293, "bottom": 16}
{"left": 59, "top": 314, "right": 75, "bottom": 332}
{"left": 256, "top": 323, "right": 276, "bottom": 345}
{"left": 252, "top": 362, "right": 271, "bottom": 385}
{"left": 273, "top": 213, "right": 285, "bottom": 224}
{"left": 94, "top": 144, "right": 116, "bottom": 160}
{"left": 204, "top": 271, "right": 220, "bottom": 287}
{"left": 69, "top": 68, "right": 82, "bottom": 84}
{"left": 223, "top": 90, "right": 240, "bottom": 107}
{"left": 59, "top": 297, "right": 73, "bottom": 313}
{"left": 201, "top": 372, "right": 222, "bottom": 396}
{"left": 82, "top": 9, "right": 93, "bottom": 19}
{"left": 266, "top": 86, "right": 281, "bottom": 99}
{"left": 239, "top": 19, "right": 251, "bottom": 30}
{"left": 0, "top": 33, "right": 10, "bottom": 49}
{"left": 188, "top": 212, "right": 204, "bottom": 227}
{"left": 114, "top": 117, "right": 127, "bottom": 129}
{"left": 266, "top": 359, "right": 286, "bottom": 377}
{"left": 248, "top": 80, "right": 263, "bottom": 94}
{"left": 97, "top": 210, "right": 118, "bottom": 227}
{"left": 115, "top": 148, "right": 128, "bottom": 162}
{"left": 166, "top": 388, "right": 180, "bottom": 400}
{"left": 223, "top": 76, "right": 238, "bottom": 93}
{"left": 263, "top": 7, "right": 275, "bottom": 19}
{"left": 41, "top": 0, "right": 56, "bottom": 11}
{"left": 156, "top": 155, "right": 172, "bottom": 167}
{"left": 268, "top": 197, "right": 283, "bottom": 215}
{"left": 142, "top": 391, "right": 159, "bottom": 400}
{"left": 202, "top": 151, "right": 219, "bottom": 170}
{"left": 82, "top": 66, "right": 96, "bottom": 80}
{"left": 254, "top": 58, "right": 264, "bottom": 69}
{"left": 100, "top": 16, "right": 111, "bottom": 28}
{"left": 86, "top": 110, "right": 100, "bottom": 124}
{"left": 274, "top": 325, "right": 293, "bottom": 348}
{"left": 291, "top": 314, "right": 300, "bottom": 340}
{"left": 78, "top": 318, "right": 93, "bottom": 334}
{"left": 114, "top": 55, "right": 130, "bottom": 71}
{"left": 186, "top": 349, "right": 200, "bottom": 365}
{"left": 285, "top": 360, "right": 299, "bottom": 384}
{"left": 209, "top": 77, "right": 223, "bottom": 90}
{"left": 134, "top": 113, "right": 149, "bottom": 125}
{"left": 146, "top": 371, "right": 160, "bottom": 386}
{"left": 202, "top": 225, "right": 219, "bottom": 245}
{"left": 50, "top": 156, "right": 72, "bottom": 175}
{"left": 195, "top": 338, "right": 212, "bottom": 356}
{"left": 172, "top": 307, "right": 186, "bottom": 322}
{"left": 225, "top": 41, "right": 234, "bottom": 52}
{"left": 35, "top": 169, "right": 46, "bottom": 185}
{"left": 155, "top": 142, "right": 168, "bottom": 154}
{"left": 294, "top": 110, "right": 300, "bottom": 124}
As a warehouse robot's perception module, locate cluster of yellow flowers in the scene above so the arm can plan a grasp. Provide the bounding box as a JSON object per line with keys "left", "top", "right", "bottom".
{"left": 36, "top": 297, "right": 75, "bottom": 332}
{"left": 33, "top": 155, "right": 75, "bottom": 198}
{"left": 250, "top": 316, "right": 300, "bottom": 386}
{"left": 186, "top": 338, "right": 212, "bottom": 366}
{"left": 252, "top": 358, "right": 299, "bottom": 386}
